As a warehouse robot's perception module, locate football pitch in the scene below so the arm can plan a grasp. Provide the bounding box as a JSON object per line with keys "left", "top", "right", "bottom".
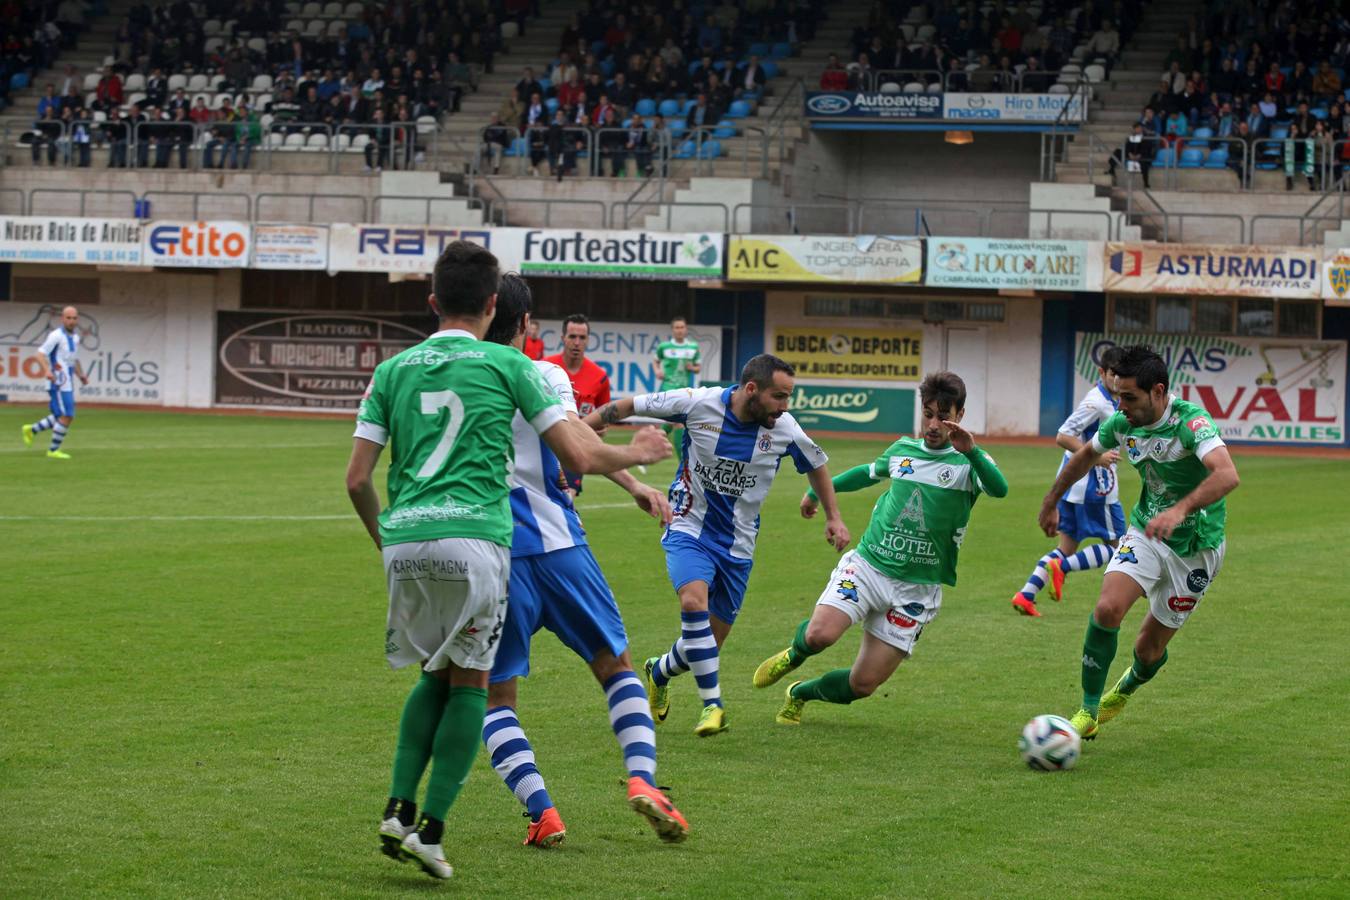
{"left": 2, "top": 408, "right": 1347, "bottom": 898}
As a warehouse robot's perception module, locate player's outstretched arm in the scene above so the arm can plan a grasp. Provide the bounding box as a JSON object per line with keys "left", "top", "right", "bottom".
{"left": 806, "top": 465, "right": 851, "bottom": 552}
{"left": 543, "top": 418, "right": 671, "bottom": 475}
{"left": 1038, "top": 443, "right": 1102, "bottom": 536}
{"left": 801, "top": 463, "right": 879, "bottom": 517}
{"left": 345, "top": 437, "right": 385, "bottom": 550}
{"left": 1144, "top": 446, "right": 1240, "bottom": 541}
{"left": 583, "top": 397, "right": 638, "bottom": 431}
{"left": 606, "top": 467, "right": 674, "bottom": 525}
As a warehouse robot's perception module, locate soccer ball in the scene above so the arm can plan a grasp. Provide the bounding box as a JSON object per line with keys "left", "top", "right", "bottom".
{"left": 1019, "top": 714, "right": 1081, "bottom": 771}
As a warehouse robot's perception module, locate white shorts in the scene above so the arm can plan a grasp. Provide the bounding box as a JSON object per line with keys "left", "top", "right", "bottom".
{"left": 383, "top": 537, "right": 510, "bottom": 672}
{"left": 1104, "top": 526, "right": 1226, "bottom": 630}
{"left": 814, "top": 550, "right": 942, "bottom": 655}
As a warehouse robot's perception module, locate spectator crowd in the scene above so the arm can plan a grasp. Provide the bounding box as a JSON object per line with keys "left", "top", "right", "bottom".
{"left": 1105, "top": 2, "right": 1350, "bottom": 189}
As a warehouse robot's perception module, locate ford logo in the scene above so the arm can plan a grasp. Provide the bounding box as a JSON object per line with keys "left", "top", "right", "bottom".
{"left": 806, "top": 94, "right": 851, "bottom": 114}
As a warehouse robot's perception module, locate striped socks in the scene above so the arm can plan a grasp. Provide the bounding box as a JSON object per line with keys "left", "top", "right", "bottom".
{"left": 49, "top": 422, "right": 69, "bottom": 452}
{"left": 1017, "top": 549, "right": 1063, "bottom": 600}
{"left": 483, "top": 706, "right": 553, "bottom": 821}
{"left": 652, "top": 611, "right": 721, "bottom": 708}
{"left": 604, "top": 671, "right": 657, "bottom": 786}
{"left": 481, "top": 671, "right": 659, "bottom": 819}
{"left": 30, "top": 415, "right": 57, "bottom": 433}
{"left": 1063, "top": 543, "right": 1113, "bottom": 572}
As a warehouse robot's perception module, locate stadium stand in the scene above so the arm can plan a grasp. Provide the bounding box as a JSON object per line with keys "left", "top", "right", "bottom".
{"left": 1051, "top": 0, "right": 1350, "bottom": 193}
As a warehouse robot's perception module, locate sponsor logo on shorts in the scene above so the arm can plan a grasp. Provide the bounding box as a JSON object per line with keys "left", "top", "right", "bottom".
{"left": 902, "top": 601, "right": 925, "bottom": 617}
{"left": 1186, "top": 568, "right": 1210, "bottom": 592}
{"left": 836, "top": 579, "right": 860, "bottom": 603}
{"left": 1167, "top": 596, "right": 1197, "bottom": 612}
{"left": 1115, "top": 543, "right": 1138, "bottom": 564}
{"left": 886, "top": 609, "right": 917, "bottom": 629}
{"left": 757, "top": 434, "right": 773, "bottom": 452}
{"left": 384, "top": 628, "right": 400, "bottom": 655}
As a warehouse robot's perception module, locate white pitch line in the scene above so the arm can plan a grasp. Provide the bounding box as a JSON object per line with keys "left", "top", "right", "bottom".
{"left": 0, "top": 442, "right": 339, "bottom": 454}
{"left": 0, "top": 502, "right": 643, "bottom": 523}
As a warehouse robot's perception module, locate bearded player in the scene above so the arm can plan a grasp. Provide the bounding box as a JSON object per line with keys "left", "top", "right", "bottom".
{"left": 586, "top": 355, "right": 850, "bottom": 737}
{"left": 1037, "top": 345, "right": 1240, "bottom": 741}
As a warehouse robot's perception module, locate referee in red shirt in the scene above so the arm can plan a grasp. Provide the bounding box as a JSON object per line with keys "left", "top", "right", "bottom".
{"left": 545, "top": 314, "right": 612, "bottom": 493}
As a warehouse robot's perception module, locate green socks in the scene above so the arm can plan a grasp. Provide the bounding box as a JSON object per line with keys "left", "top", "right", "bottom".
{"left": 790, "top": 668, "right": 859, "bottom": 705}
{"left": 787, "top": 618, "right": 817, "bottom": 667}
{"left": 390, "top": 672, "right": 450, "bottom": 802}
{"left": 422, "top": 686, "right": 489, "bottom": 820}
{"left": 1120, "top": 649, "right": 1168, "bottom": 695}
{"left": 1081, "top": 615, "right": 1119, "bottom": 715}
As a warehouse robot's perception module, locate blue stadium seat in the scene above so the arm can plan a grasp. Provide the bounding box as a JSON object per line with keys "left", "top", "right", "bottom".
{"left": 1178, "top": 147, "right": 1206, "bottom": 167}
{"left": 698, "top": 139, "right": 722, "bottom": 159}
{"left": 658, "top": 99, "right": 680, "bottom": 118}
{"left": 666, "top": 120, "right": 688, "bottom": 137}
{"left": 726, "top": 100, "right": 752, "bottom": 119}
{"left": 9, "top": 72, "right": 30, "bottom": 90}
{"left": 545, "top": 97, "right": 559, "bottom": 114}
{"left": 681, "top": 99, "right": 697, "bottom": 115}
{"left": 635, "top": 98, "right": 657, "bottom": 117}
{"left": 538, "top": 77, "right": 551, "bottom": 93}
{"left": 748, "top": 42, "right": 769, "bottom": 58}
{"left": 761, "top": 61, "right": 779, "bottom": 79}
{"left": 1204, "top": 147, "right": 1230, "bottom": 168}
{"left": 673, "top": 139, "right": 696, "bottom": 159}
{"left": 504, "top": 137, "right": 528, "bottom": 157}
{"left": 1270, "top": 126, "right": 1289, "bottom": 140}
{"left": 712, "top": 119, "right": 737, "bottom": 138}
{"left": 1153, "top": 147, "right": 1175, "bottom": 166}
{"left": 770, "top": 42, "right": 791, "bottom": 59}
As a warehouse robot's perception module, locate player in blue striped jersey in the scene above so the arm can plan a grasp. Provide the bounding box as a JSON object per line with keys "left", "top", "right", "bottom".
{"left": 479, "top": 274, "right": 689, "bottom": 847}
{"left": 1011, "top": 346, "right": 1125, "bottom": 616}
{"left": 21, "top": 306, "right": 89, "bottom": 459}
{"left": 587, "top": 356, "right": 851, "bottom": 737}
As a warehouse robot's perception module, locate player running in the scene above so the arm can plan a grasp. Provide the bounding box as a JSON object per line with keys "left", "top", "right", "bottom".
{"left": 480, "top": 273, "right": 688, "bottom": 848}
{"left": 586, "top": 355, "right": 851, "bottom": 737}
{"left": 344, "top": 242, "right": 671, "bottom": 880}
{"left": 1037, "top": 345, "right": 1240, "bottom": 741}
{"left": 651, "top": 315, "right": 702, "bottom": 445}
{"left": 21, "top": 305, "right": 89, "bottom": 459}
{"left": 752, "top": 372, "right": 1008, "bottom": 723}
{"left": 1010, "top": 345, "right": 1125, "bottom": 617}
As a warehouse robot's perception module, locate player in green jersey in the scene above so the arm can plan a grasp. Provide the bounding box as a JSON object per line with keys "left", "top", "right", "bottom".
{"left": 345, "top": 241, "right": 672, "bottom": 880}
{"left": 1037, "top": 345, "right": 1240, "bottom": 741}
{"left": 652, "top": 316, "right": 702, "bottom": 391}
{"left": 752, "top": 372, "right": 1008, "bottom": 724}
{"left": 651, "top": 316, "right": 702, "bottom": 446}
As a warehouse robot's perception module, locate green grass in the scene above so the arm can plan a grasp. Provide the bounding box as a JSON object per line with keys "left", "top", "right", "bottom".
{"left": 2, "top": 408, "right": 1348, "bottom": 898}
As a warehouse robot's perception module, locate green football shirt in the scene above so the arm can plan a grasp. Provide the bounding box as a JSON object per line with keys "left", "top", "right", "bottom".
{"left": 654, "top": 338, "right": 701, "bottom": 391}
{"left": 856, "top": 437, "right": 997, "bottom": 586}
{"left": 355, "top": 329, "right": 566, "bottom": 548}
{"left": 1092, "top": 396, "right": 1226, "bottom": 556}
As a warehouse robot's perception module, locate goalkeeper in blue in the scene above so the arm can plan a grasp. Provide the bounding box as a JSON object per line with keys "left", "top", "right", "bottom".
{"left": 1011, "top": 345, "right": 1125, "bottom": 617}
{"left": 752, "top": 372, "right": 1008, "bottom": 723}
{"left": 480, "top": 274, "right": 688, "bottom": 847}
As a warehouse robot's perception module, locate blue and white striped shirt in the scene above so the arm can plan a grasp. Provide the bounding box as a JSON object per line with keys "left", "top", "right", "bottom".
{"left": 508, "top": 360, "right": 587, "bottom": 557}
{"left": 39, "top": 327, "right": 80, "bottom": 391}
{"left": 634, "top": 386, "right": 828, "bottom": 560}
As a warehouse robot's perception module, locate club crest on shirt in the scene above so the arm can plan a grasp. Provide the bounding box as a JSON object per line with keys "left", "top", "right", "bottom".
{"left": 757, "top": 434, "right": 773, "bottom": 452}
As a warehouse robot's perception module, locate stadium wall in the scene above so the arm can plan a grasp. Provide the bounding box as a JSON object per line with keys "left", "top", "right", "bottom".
{"left": 0, "top": 265, "right": 238, "bottom": 408}
{"left": 759, "top": 290, "right": 1043, "bottom": 436}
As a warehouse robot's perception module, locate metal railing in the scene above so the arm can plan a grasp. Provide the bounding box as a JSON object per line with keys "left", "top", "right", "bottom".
{"left": 26, "top": 188, "right": 140, "bottom": 217}
{"left": 140, "top": 189, "right": 252, "bottom": 220}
